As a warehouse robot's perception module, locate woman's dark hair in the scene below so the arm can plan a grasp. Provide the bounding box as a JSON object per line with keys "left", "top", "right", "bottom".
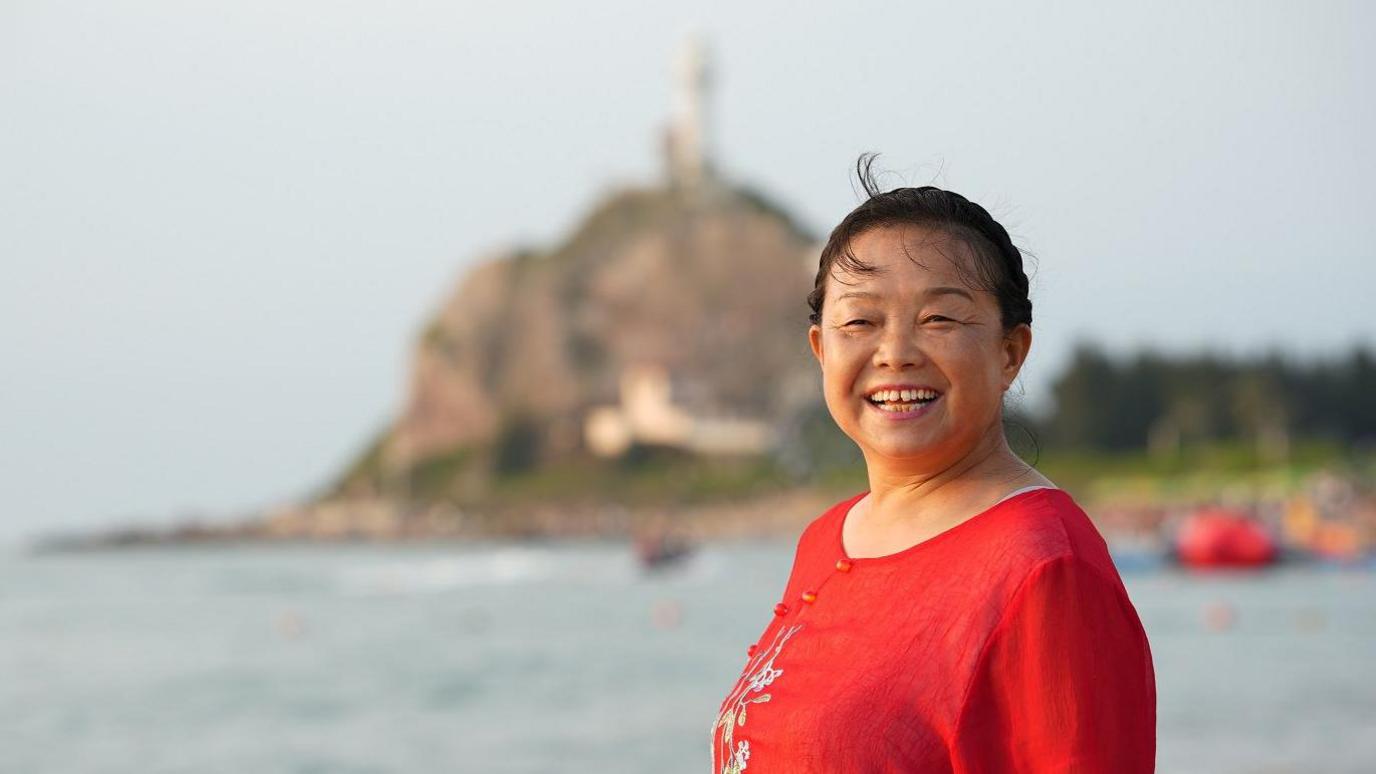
{"left": 807, "top": 153, "right": 1033, "bottom": 335}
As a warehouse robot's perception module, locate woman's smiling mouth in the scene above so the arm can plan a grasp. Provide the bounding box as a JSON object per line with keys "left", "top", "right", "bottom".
{"left": 863, "top": 385, "right": 942, "bottom": 421}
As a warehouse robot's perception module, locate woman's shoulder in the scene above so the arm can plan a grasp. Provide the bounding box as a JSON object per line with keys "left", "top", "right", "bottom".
{"left": 993, "top": 487, "right": 1127, "bottom": 593}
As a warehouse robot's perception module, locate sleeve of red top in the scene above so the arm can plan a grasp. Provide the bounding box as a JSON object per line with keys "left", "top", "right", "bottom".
{"left": 950, "top": 554, "right": 1157, "bottom": 773}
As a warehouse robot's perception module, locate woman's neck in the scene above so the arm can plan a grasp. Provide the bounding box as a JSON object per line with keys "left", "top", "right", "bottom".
{"left": 859, "top": 430, "right": 1047, "bottom": 529}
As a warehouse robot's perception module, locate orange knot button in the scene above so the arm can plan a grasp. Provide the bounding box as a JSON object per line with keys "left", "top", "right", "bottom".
{"left": 773, "top": 602, "right": 789, "bottom": 617}
{"left": 747, "top": 644, "right": 758, "bottom": 657}
{"left": 835, "top": 559, "right": 853, "bottom": 572}
{"left": 801, "top": 590, "right": 817, "bottom": 604}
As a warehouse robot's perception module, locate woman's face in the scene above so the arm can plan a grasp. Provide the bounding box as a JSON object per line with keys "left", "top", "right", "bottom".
{"left": 807, "top": 224, "right": 1031, "bottom": 471}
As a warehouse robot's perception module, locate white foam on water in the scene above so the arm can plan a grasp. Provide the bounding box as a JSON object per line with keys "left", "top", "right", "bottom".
{"left": 336, "top": 547, "right": 558, "bottom": 595}
{"left": 332, "top": 543, "right": 723, "bottom": 595}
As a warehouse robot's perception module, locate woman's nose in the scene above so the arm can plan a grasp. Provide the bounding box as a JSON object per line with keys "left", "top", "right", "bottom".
{"left": 873, "top": 327, "right": 926, "bottom": 369}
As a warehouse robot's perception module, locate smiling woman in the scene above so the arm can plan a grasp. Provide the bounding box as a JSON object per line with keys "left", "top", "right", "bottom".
{"left": 710, "top": 155, "right": 1157, "bottom": 773}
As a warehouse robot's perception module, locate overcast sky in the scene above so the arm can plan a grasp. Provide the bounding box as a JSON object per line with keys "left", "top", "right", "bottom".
{"left": 2, "top": 1, "right": 1372, "bottom": 546}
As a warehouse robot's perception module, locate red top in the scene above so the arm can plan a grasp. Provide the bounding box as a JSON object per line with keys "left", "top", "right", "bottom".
{"left": 710, "top": 487, "right": 1156, "bottom": 773}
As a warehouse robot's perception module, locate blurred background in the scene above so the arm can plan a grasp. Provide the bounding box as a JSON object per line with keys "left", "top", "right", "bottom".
{"left": 3, "top": 1, "right": 1374, "bottom": 772}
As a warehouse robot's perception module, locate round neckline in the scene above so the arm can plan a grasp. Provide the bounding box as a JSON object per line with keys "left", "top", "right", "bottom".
{"left": 834, "top": 486, "right": 1063, "bottom": 565}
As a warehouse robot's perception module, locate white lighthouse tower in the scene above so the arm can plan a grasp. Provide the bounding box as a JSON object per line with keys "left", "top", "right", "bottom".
{"left": 664, "top": 35, "right": 715, "bottom": 190}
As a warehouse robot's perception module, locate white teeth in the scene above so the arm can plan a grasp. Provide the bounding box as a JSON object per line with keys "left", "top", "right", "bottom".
{"left": 869, "top": 388, "right": 940, "bottom": 402}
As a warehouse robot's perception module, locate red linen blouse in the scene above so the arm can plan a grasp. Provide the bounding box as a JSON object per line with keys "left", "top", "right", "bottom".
{"left": 710, "top": 487, "right": 1156, "bottom": 773}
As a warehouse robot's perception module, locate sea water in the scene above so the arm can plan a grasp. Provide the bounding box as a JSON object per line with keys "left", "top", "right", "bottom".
{"left": 2, "top": 541, "right": 1373, "bottom": 773}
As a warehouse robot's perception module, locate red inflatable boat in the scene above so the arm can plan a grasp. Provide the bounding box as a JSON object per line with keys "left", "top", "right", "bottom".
{"left": 1174, "top": 507, "right": 1279, "bottom": 568}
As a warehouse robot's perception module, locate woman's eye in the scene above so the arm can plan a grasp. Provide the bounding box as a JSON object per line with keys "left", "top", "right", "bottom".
{"left": 925, "top": 315, "right": 954, "bottom": 323}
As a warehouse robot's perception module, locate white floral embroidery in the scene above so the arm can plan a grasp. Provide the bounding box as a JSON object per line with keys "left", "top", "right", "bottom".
{"left": 712, "top": 624, "right": 803, "bottom": 774}
{"left": 733, "top": 740, "right": 751, "bottom": 770}
{"left": 746, "top": 665, "right": 782, "bottom": 693}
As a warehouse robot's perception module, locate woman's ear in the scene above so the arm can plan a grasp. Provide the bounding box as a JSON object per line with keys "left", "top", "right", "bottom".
{"left": 808, "top": 324, "right": 824, "bottom": 366}
{"left": 1001, "top": 324, "right": 1032, "bottom": 389}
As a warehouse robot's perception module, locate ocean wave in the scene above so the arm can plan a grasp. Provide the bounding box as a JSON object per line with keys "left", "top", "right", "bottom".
{"left": 335, "top": 548, "right": 563, "bottom": 595}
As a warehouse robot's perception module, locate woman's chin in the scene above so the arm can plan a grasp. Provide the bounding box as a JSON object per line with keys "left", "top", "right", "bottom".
{"left": 858, "top": 432, "right": 943, "bottom": 462}
{"left": 858, "top": 423, "right": 960, "bottom": 460}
